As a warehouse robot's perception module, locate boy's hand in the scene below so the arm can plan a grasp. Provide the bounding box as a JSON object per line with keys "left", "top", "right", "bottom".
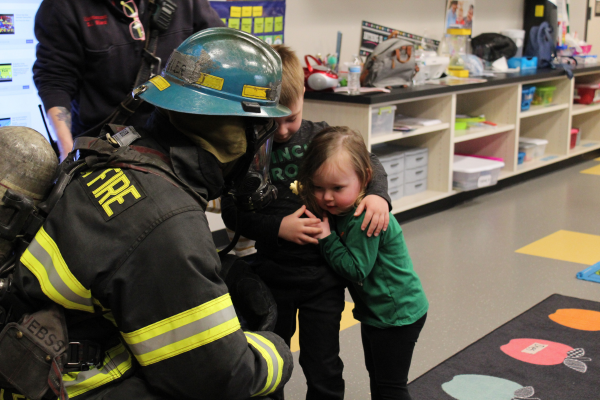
{"left": 278, "top": 205, "right": 323, "bottom": 245}
{"left": 305, "top": 209, "right": 331, "bottom": 239}
{"left": 355, "top": 195, "right": 389, "bottom": 237}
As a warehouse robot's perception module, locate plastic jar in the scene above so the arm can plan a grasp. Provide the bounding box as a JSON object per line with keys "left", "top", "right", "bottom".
{"left": 347, "top": 65, "right": 361, "bottom": 95}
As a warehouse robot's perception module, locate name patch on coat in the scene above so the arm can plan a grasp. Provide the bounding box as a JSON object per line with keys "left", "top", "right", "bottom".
{"left": 79, "top": 168, "right": 146, "bottom": 221}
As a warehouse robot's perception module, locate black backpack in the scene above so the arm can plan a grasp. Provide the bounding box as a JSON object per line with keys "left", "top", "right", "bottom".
{"left": 471, "top": 33, "right": 517, "bottom": 62}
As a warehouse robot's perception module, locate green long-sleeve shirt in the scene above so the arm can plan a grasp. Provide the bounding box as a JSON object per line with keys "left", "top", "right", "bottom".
{"left": 319, "top": 211, "right": 428, "bottom": 329}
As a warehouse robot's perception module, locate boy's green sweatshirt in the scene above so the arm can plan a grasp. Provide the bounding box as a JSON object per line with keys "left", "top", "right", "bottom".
{"left": 319, "top": 211, "right": 428, "bottom": 328}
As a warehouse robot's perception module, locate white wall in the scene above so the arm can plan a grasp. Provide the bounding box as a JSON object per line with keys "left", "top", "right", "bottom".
{"left": 284, "top": 0, "right": 524, "bottom": 65}
{"left": 283, "top": 0, "right": 590, "bottom": 66}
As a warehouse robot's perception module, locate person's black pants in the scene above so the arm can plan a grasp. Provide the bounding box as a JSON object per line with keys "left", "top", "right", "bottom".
{"left": 361, "top": 313, "right": 427, "bottom": 400}
{"left": 266, "top": 268, "right": 346, "bottom": 400}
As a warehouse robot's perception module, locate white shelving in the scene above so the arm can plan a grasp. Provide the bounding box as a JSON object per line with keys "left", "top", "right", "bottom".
{"left": 454, "top": 124, "right": 516, "bottom": 143}
{"left": 304, "top": 70, "right": 600, "bottom": 214}
{"left": 571, "top": 103, "right": 600, "bottom": 116}
{"left": 520, "top": 103, "right": 570, "bottom": 118}
{"left": 371, "top": 123, "right": 450, "bottom": 145}
{"left": 391, "top": 190, "right": 456, "bottom": 214}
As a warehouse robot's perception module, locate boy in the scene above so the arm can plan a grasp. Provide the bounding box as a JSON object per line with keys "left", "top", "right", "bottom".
{"left": 221, "top": 45, "right": 391, "bottom": 400}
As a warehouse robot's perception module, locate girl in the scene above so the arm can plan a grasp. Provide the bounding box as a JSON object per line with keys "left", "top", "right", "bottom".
{"left": 298, "top": 126, "right": 428, "bottom": 400}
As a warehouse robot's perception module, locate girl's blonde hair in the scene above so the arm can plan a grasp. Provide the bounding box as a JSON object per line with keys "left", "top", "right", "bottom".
{"left": 298, "top": 126, "right": 372, "bottom": 217}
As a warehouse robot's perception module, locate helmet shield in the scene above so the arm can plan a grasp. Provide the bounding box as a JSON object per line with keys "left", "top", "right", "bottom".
{"left": 135, "top": 28, "right": 291, "bottom": 118}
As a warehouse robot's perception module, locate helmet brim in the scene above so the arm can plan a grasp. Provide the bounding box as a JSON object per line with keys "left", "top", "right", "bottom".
{"left": 137, "top": 81, "right": 291, "bottom": 118}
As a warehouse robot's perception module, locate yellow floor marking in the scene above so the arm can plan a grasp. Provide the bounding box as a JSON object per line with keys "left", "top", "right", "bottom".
{"left": 290, "top": 301, "right": 358, "bottom": 352}
{"left": 516, "top": 230, "right": 600, "bottom": 265}
{"left": 595, "top": 157, "right": 600, "bottom": 162}
{"left": 581, "top": 164, "right": 600, "bottom": 175}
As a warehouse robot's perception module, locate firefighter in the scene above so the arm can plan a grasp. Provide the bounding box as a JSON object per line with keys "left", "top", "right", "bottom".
{"left": 1, "top": 28, "right": 293, "bottom": 400}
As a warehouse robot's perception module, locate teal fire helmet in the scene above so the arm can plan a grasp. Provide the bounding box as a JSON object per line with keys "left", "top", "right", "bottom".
{"left": 133, "top": 27, "right": 291, "bottom": 118}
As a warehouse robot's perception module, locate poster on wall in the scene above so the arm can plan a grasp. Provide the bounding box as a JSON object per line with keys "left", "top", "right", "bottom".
{"left": 444, "top": 0, "right": 474, "bottom": 32}
{"left": 209, "top": 1, "right": 285, "bottom": 45}
{"left": 359, "top": 21, "right": 440, "bottom": 58}
{"left": 0, "top": 14, "right": 15, "bottom": 34}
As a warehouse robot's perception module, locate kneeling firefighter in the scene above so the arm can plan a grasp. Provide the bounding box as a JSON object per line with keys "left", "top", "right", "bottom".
{"left": 0, "top": 28, "right": 293, "bottom": 400}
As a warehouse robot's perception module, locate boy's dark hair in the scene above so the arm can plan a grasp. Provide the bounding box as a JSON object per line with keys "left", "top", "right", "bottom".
{"left": 298, "top": 126, "right": 372, "bottom": 217}
{"left": 272, "top": 44, "right": 304, "bottom": 109}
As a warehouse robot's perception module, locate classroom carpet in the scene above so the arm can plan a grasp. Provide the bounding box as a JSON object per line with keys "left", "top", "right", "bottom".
{"left": 408, "top": 294, "right": 600, "bottom": 400}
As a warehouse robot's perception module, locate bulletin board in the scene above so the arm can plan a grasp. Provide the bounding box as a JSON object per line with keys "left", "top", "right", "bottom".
{"left": 209, "top": 1, "right": 286, "bottom": 45}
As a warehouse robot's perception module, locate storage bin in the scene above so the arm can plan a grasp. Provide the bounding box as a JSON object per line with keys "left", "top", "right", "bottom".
{"left": 387, "top": 172, "right": 404, "bottom": 189}
{"left": 518, "top": 152, "right": 526, "bottom": 165}
{"left": 371, "top": 144, "right": 405, "bottom": 176}
{"left": 371, "top": 106, "right": 397, "bottom": 136}
{"left": 570, "top": 128, "right": 581, "bottom": 149}
{"left": 531, "top": 86, "right": 556, "bottom": 106}
{"left": 404, "top": 166, "right": 427, "bottom": 183}
{"left": 455, "top": 153, "right": 504, "bottom": 162}
{"left": 518, "top": 142, "right": 536, "bottom": 162}
{"left": 402, "top": 147, "right": 428, "bottom": 170}
{"left": 452, "top": 155, "right": 505, "bottom": 191}
{"left": 404, "top": 179, "right": 427, "bottom": 196}
{"left": 388, "top": 184, "right": 404, "bottom": 201}
{"left": 574, "top": 55, "right": 597, "bottom": 65}
{"left": 521, "top": 86, "right": 536, "bottom": 111}
{"left": 574, "top": 84, "right": 600, "bottom": 105}
{"left": 508, "top": 57, "right": 538, "bottom": 71}
{"left": 518, "top": 137, "right": 548, "bottom": 159}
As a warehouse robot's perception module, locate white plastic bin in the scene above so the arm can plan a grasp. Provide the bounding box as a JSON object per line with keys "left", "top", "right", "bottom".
{"left": 518, "top": 142, "right": 536, "bottom": 162}
{"left": 388, "top": 183, "right": 404, "bottom": 201}
{"left": 518, "top": 137, "right": 548, "bottom": 159}
{"left": 453, "top": 155, "right": 505, "bottom": 191}
{"left": 371, "top": 106, "right": 397, "bottom": 136}
{"left": 404, "top": 179, "right": 427, "bottom": 196}
{"left": 404, "top": 166, "right": 427, "bottom": 183}
{"left": 387, "top": 172, "right": 404, "bottom": 189}
{"left": 371, "top": 143, "right": 404, "bottom": 176}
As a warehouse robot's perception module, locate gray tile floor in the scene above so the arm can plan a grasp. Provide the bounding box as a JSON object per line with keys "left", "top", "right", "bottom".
{"left": 284, "top": 155, "right": 600, "bottom": 399}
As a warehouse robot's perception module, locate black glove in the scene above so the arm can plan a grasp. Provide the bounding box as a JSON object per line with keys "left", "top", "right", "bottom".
{"left": 220, "top": 255, "right": 277, "bottom": 332}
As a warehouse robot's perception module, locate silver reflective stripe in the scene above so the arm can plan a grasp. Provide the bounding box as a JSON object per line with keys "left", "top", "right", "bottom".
{"left": 127, "top": 304, "right": 237, "bottom": 356}
{"left": 27, "top": 238, "right": 93, "bottom": 309}
{"left": 246, "top": 333, "right": 281, "bottom": 396}
{"left": 64, "top": 345, "right": 131, "bottom": 394}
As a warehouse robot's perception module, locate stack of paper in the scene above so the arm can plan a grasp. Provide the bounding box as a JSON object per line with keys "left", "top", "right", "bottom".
{"left": 394, "top": 115, "right": 442, "bottom": 132}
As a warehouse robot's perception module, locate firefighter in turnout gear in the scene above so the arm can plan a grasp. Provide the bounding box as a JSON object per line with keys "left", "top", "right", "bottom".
{"left": 0, "top": 28, "right": 293, "bottom": 400}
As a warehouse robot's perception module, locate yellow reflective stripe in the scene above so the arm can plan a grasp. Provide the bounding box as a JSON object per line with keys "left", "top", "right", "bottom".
{"left": 242, "top": 85, "right": 268, "bottom": 100}
{"left": 246, "top": 335, "right": 274, "bottom": 397}
{"left": 20, "top": 227, "right": 93, "bottom": 312}
{"left": 246, "top": 332, "right": 284, "bottom": 397}
{"left": 64, "top": 343, "right": 133, "bottom": 398}
{"left": 149, "top": 75, "right": 170, "bottom": 91}
{"left": 121, "top": 294, "right": 240, "bottom": 366}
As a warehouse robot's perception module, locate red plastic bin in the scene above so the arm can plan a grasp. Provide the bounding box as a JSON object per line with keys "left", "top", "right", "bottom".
{"left": 570, "top": 128, "right": 580, "bottom": 149}
{"left": 574, "top": 84, "right": 600, "bottom": 105}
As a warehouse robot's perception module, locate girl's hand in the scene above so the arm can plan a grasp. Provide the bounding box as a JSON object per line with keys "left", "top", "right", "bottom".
{"left": 278, "top": 205, "right": 323, "bottom": 245}
{"left": 305, "top": 209, "right": 331, "bottom": 239}
{"left": 355, "top": 195, "right": 389, "bottom": 237}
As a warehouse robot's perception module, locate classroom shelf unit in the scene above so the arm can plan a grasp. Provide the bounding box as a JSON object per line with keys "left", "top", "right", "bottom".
{"left": 304, "top": 66, "right": 600, "bottom": 214}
